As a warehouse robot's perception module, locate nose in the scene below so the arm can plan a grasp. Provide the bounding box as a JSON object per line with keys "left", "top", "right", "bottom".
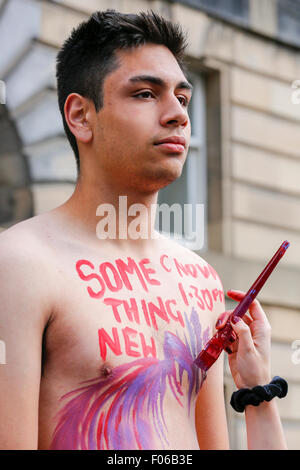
{"left": 159, "top": 95, "right": 190, "bottom": 129}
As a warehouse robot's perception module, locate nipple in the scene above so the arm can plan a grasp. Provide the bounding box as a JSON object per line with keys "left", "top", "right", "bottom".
{"left": 100, "top": 363, "right": 113, "bottom": 378}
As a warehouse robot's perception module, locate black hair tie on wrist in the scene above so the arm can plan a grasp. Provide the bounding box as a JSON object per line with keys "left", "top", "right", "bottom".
{"left": 230, "top": 376, "right": 288, "bottom": 413}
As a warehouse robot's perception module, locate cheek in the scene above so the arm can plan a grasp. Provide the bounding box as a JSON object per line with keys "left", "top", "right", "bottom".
{"left": 95, "top": 105, "right": 152, "bottom": 158}
{"left": 102, "top": 113, "right": 135, "bottom": 141}
{"left": 112, "top": 121, "right": 149, "bottom": 154}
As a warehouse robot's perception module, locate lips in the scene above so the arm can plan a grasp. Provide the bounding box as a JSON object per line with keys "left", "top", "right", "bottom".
{"left": 154, "top": 136, "right": 186, "bottom": 147}
{"left": 154, "top": 136, "right": 186, "bottom": 154}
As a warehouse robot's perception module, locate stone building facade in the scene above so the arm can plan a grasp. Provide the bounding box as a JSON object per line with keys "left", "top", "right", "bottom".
{"left": 0, "top": 0, "right": 300, "bottom": 449}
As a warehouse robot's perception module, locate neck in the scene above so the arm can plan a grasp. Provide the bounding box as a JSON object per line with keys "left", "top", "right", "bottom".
{"left": 59, "top": 172, "right": 161, "bottom": 251}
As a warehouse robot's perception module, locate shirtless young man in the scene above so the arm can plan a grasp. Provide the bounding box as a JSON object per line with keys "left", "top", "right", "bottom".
{"left": 0, "top": 10, "right": 287, "bottom": 450}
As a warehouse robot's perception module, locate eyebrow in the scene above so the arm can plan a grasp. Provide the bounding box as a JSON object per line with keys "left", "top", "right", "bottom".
{"left": 128, "top": 74, "right": 193, "bottom": 92}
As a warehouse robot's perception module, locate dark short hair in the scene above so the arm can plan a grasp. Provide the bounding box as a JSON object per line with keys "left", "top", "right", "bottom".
{"left": 56, "top": 9, "right": 188, "bottom": 172}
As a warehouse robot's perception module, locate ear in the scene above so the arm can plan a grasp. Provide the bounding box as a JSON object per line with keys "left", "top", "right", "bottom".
{"left": 64, "top": 93, "right": 93, "bottom": 144}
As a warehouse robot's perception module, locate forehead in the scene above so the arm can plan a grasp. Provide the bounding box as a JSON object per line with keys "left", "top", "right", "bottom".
{"left": 106, "top": 43, "right": 188, "bottom": 88}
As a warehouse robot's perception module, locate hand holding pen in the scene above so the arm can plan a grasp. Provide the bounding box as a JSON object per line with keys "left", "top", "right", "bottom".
{"left": 194, "top": 241, "right": 289, "bottom": 372}
{"left": 215, "top": 290, "right": 272, "bottom": 390}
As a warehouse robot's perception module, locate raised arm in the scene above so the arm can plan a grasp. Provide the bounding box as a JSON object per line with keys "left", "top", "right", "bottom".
{"left": 0, "top": 240, "right": 51, "bottom": 449}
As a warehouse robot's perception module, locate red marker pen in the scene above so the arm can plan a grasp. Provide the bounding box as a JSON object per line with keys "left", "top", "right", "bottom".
{"left": 194, "top": 240, "right": 290, "bottom": 372}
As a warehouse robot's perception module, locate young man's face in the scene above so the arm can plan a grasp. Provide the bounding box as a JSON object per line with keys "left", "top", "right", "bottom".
{"left": 91, "top": 43, "right": 192, "bottom": 193}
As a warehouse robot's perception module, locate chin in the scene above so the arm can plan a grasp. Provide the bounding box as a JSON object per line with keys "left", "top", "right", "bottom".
{"left": 140, "top": 166, "right": 183, "bottom": 193}
{"left": 155, "top": 160, "right": 183, "bottom": 182}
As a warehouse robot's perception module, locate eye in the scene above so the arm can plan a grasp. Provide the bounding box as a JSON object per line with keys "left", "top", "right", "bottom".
{"left": 134, "top": 91, "right": 155, "bottom": 99}
{"left": 133, "top": 91, "right": 189, "bottom": 107}
{"left": 177, "top": 95, "right": 189, "bottom": 107}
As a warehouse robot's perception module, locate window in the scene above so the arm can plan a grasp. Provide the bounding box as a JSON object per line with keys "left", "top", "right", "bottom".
{"left": 175, "top": 0, "right": 249, "bottom": 26}
{"left": 278, "top": 0, "right": 300, "bottom": 47}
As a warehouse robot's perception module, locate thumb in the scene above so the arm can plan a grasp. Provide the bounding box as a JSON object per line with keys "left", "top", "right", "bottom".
{"left": 230, "top": 316, "right": 254, "bottom": 355}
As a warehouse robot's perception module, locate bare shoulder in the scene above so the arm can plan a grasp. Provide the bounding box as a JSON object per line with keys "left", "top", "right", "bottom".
{"left": 0, "top": 214, "right": 53, "bottom": 264}
{"left": 0, "top": 214, "right": 58, "bottom": 324}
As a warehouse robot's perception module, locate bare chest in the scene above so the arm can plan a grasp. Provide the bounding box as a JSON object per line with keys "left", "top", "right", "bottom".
{"left": 46, "top": 252, "right": 224, "bottom": 373}
{"left": 40, "top": 250, "right": 224, "bottom": 450}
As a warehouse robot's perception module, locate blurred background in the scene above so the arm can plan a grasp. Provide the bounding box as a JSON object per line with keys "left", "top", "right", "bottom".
{"left": 0, "top": 0, "right": 300, "bottom": 449}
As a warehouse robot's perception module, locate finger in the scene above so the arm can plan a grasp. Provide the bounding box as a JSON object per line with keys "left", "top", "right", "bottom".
{"left": 215, "top": 310, "right": 233, "bottom": 329}
{"left": 243, "top": 314, "right": 253, "bottom": 327}
{"left": 227, "top": 290, "right": 270, "bottom": 327}
{"left": 227, "top": 331, "right": 239, "bottom": 353}
{"left": 229, "top": 330, "right": 237, "bottom": 343}
{"left": 230, "top": 315, "right": 255, "bottom": 355}
{"left": 226, "top": 334, "right": 239, "bottom": 354}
